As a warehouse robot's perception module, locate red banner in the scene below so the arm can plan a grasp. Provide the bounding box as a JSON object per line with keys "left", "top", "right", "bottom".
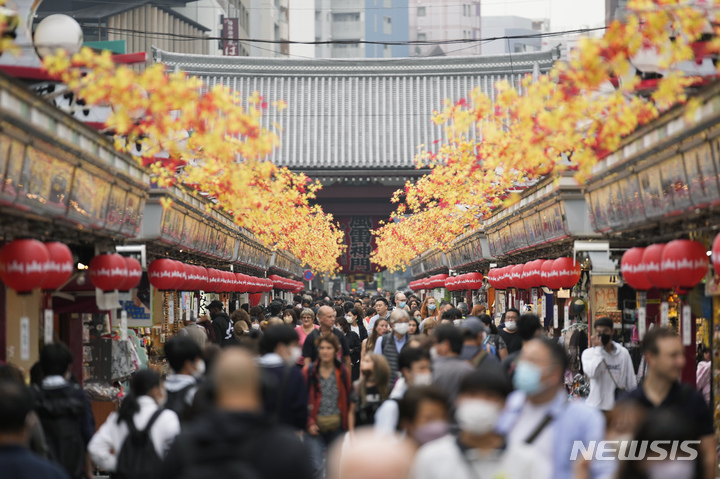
{"left": 337, "top": 216, "right": 383, "bottom": 275}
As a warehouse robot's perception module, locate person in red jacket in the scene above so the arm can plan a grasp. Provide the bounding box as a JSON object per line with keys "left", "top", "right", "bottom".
{"left": 303, "top": 334, "right": 351, "bottom": 478}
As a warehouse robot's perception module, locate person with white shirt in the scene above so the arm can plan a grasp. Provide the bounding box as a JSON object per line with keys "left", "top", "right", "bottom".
{"left": 375, "top": 347, "right": 433, "bottom": 436}
{"left": 581, "top": 317, "right": 637, "bottom": 412}
{"left": 412, "top": 367, "right": 549, "bottom": 479}
{"left": 88, "top": 370, "right": 180, "bottom": 475}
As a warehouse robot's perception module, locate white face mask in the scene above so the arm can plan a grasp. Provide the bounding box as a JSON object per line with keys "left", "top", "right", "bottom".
{"left": 251, "top": 323, "right": 260, "bottom": 330}
{"left": 413, "top": 372, "right": 432, "bottom": 386}
{"left": 394, "top": 322, "right": 410, "bottom": 336}
{"left": 505, "top": 321, "right": 517, "bottom": 331}
{"left": 430, "top": 346, "right": 439, "bottom": 361}
{"left": 289, "top": 346, "right": 302, "bottom": 364}
{"left": 455, "top": 399, "right": 501, "bottom": 436}
{"left": 193, "top": 359, "right": 206, "bottom": 379}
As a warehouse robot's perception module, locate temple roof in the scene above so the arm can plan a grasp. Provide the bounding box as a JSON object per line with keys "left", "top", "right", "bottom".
{"left": 154, "top": 48, "right": 560, "bottom": 171}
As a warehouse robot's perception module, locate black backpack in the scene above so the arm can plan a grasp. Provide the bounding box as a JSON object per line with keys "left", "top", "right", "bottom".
{"left": 112, "top": 409, "right": 164, "bottom": 479}
{"left": 165, "top": 383, "right": 196, "bottom": 422}
{"left": 32, "top": 384, "right": 86, "bottom": 479}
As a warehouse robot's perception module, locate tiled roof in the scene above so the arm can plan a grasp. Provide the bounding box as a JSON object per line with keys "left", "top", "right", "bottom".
{"left": 154, "top": 48, "right": 560, "bottom": 170}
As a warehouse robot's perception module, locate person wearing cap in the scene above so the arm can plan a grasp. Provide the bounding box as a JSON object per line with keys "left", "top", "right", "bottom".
{"left": 459, "top": 317, "right": 499, "bottom": 368}
{"left": 207, "top": 300, "right": 233, "bottom": 347}
{"left": 178, "top": 312, "right": 208, "bottom": 348}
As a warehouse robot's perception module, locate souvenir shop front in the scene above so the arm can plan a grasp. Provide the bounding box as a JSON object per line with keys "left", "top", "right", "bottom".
{"left": 584, "top": 80, "right": 720, "bottom": 433}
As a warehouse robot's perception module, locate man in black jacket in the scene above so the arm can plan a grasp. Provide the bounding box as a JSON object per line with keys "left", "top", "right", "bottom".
{"left": 257, "top": 325, "right": 308, "bottom": 431}
{"left": 208, "top": 300, "right": 233, "bottom": 347}
{"left": 162, "top": 348, "right": 313, "bottom": 479}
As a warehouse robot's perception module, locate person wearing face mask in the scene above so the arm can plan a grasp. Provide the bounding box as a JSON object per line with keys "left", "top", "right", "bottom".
{"left": 397, "top": 386, "right": 450, "bottom": 447}
{"left": 283, "top": 308, "right": 299, "bottom": 327}
{"left": 395, "top": 292, "right": 409, "bottom": 311}
{"left": 374, "top": 347, "right": 433, "bottom": 436}
{"left": 349, "top": 353, "right": 391, "bottom": 433}
{"left": 345, "top": 307, "right": 368, "bottom": 341}
{"left": 337, "top": 316, "right": 362, "bottom": 381}
{"left": 411, "top": 368, "right": 549, "bottom": 479}
{"left": 88, "top": 370, "right": 180, "bottom": 477}
{"left": 501, "top": 314, "right": 543, "bottom": 377}
{"left": 164, "top": 336, "right": 205, "bottom": 424}
{"left": 581, "top": 317, "right": 636, "bottom": 413}
{"left": 498, "top": 309, "right": 523, "bottom": 354}
{"left": 496, "top": 338, "right": 611, "bottom": 479}
{"left": 258, "top": 325, "right": 308, "bottom": 432}
{"left": 374, "top": 309, "right": 413, "bottom": 385}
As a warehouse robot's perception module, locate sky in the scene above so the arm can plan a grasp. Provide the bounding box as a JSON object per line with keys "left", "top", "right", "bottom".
{"left": 481, "top": 0, "right": 606, "bottom": 31}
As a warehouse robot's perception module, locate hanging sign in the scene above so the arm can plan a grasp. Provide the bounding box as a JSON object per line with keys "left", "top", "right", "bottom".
{"left": 638, "top": 307, "right": 647, "bottom": 340}
{"left": 660, "top": 302, "right": 669, "bottom": 327}
{"left": 553, "top": 305, "right": 559, "bottom": 329}
{"left": 563, "top": 304, "right": 569, "bottom": 329}
{"left": 20, "top": 317, "right": 30, "bottom": 360}
{"left": 120, "top": 310, "right": 128, "bottom": 341}
{"left": 682, "top": 305, "right": 691, "bottom": 346}
{"left": 44, "top": 309, "right": 53, "bottom": 344}
{"left": 168, "top": 295, "right": 175, "bottom": 324}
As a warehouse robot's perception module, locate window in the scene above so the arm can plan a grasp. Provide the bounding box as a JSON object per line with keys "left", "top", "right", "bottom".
{"left": 463, "top": 5, "right": 467, "bottom": 16}
{"left": 374, "top": 14, "right": 378, "bottom": 32}
{"left": 418, "top": 32, "right": 427, "bottom": 42}
{"left": 383, "top": 16, "right": 392, "bottom": 34}
{"left": 384, "top": 0, "right": 392, "bottom": 7}
{"left": 333, "top": 13, "right": 361, "bottom": 22}
{"left": 417, "top": 6, "right": 426, "bottom": 16}
{"left": 384, "top": 44, "right": 392, "bottom": 57}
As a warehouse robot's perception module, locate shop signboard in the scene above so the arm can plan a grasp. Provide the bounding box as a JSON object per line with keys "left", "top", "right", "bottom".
{"left": 621, "top": 175, "right": 646, "bottom": 224}
{"left": 510, "top": 220, "right": 529, "bottom": 252}
{"left": 0, "top": 138, "right": 26, "bottom": 206}
{"left": 105, "top": 185, "right": 127, "bottom": 232}
{"left": 338, "top": 216, "right": 383, "bottom": 275}
{"left": 121, "top": 192, "right": 144, "bottom": 237}
{"left": 686, "top": 142, "right": 720, "bottom": 207}
{"left": 638, "top": 167, "right": 664, "bottom": 219}
{"left": 659, "top": 155, "right": 692, "bottom": 215}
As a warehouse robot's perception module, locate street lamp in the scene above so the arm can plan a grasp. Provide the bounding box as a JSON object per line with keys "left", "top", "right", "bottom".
{"left": 33, "top": 14, "right": 83, "bottom": 59}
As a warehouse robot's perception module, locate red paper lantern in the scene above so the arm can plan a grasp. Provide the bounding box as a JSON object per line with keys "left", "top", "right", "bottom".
{"left": 552, "top": 257, "right": 582, "bottom": 289}
{"left": 444, "top": 276, "right": 456, "bottom": 291}
{"left": 643, "top": 244, "right": 674, "bottom": 290}
{"left": 661, "top": 239, "right": 708, "bottom": 290}
{"left": 0, "top": 239, "right": 50, "bottom": 293}
{"left": 249, "top": 292, "right": 262, "bottom": 307}
{"left": 118, "top": 257, "right": 142, "bottom": 292}
{"left": 525, "top": 260, "right": 546, "bottom": 288}
{"left": 541, "top": 260, "right": 561, "bottom": 290}
{"left": 89, "top": 254, "right": 128, "bottom": 292}
{"left": 621, "top": 248, "right": 653, "bottom": 291}
{"left": 42, "top": 242, "right": 74, "bottom": 291}
{"left": 148, "top": 259, "right": 182, "bottom": 291}
{"left": 174, "top": 263, "right": 189, "bottom": 292}
{"left": 269, "top": 274, "right": 283, "bottom": 290}
{"left": 520, "top": 264, "right": 532, "bottom": 290}
{"left": 265, "top": 278, "right": 275, "bottom": 293}
{"left": 463, "top": 272, "right": 484, "bottom": 290}
{"left": 510, "top": 265, "right": 524, "bottom": 289}
{"left": 494, "top": 267, "right": 506, "bottom": 290}
{"left": 713, "top": 233, "right": 720, "bottom": 275}
{"left": 196, "top": 267, "right": 210, "bottom": 291}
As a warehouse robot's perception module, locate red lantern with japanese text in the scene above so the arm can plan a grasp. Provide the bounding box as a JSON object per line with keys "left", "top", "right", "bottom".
{"left": 552, "top": 258, "right": 582, "bottom": 289}
{"left": 148, "top": 259, "right": 182, "bottom": 291}
{"left": 661, "top": 239, "right": 708, "bottom": 291}
{"left": 90, "top": 254, "right": 128, "bottom": 292}
{"left": 621, "top": 247, "right": 653, "bottom": 291}
{"left": 118, "top": 257, "right": 142, "bottom": 292}
{"left": 643, "top": 244, "right": 674, "bottom": 290}
{"left": 42, "top": 242, "right": 74, "bottom": 291}
{"left": 0, "top": 239, "right": 50, "bottom": 293}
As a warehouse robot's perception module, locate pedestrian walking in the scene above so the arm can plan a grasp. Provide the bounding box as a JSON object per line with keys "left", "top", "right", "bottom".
{"left": 207, "top": 300, "right": 233, "bottom": 346}
{"left": 88, "top": 370, "right": 180, "bottom": 478}
{"left": 177, "top": 313, "right": 208, "bottom": 348}
{"left": 374, "top": 309, "right": 412, "bottom": 385}
{"left": 348, "top": 353, "right": 390, "bottom": 433}
{"left": 303, "top": 334, "right": 352, "bottom": 478}
{"left": 32, "top": 343, "right": 95, "bottom": 479}
{"left": 0, "top": 380, "right": 69, "bottom": 479}
{"left": 162, "top": 348, "right": 313, "bottom": 479}
{"left": 581, "top": 317, "right": 636, "bottom": 412}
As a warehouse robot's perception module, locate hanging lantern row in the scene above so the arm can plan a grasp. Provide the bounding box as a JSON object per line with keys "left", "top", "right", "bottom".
{"left": 621, "top": 239, "right": 709, "bottom": 293}
{"left": 0, "top": 239, "right": 75, "bottom": 294}
{"left": 487, "top": 257, "right": 582, "bottom": 291}
{"left": 445, "top": 272, "right": 484, "bottom": 291}
{"left": 268, "top": 274, "right": 304, "bottom": 293}
{"left": 147, "top": 259, "right": 277, "bottom": 294}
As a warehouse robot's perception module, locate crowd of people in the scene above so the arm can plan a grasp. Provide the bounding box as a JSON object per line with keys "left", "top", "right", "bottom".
{"left": 0, "top": 289, "right": 716, "bottom": 479}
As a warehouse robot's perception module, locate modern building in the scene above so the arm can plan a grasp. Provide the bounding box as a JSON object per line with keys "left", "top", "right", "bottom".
{"left": 153, "top": 48, "right": 560, "bottom": 274}
{"left": 289, "top": 0, "right": 316, "bottom": 58}
{"left": 409, "top": 0, "right": 481, "bottom": 57}
{"left": 481, "top": 16, "right": 542, "bottom": 55}
{"left": 315, "top": 0, "right": 409, "bottom": 59}
{"left": 248, "top": 0, "right": 290, "bottom": 57}
{"left": 605, "top": 0, "right": 629, "bottom": 25}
